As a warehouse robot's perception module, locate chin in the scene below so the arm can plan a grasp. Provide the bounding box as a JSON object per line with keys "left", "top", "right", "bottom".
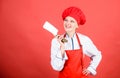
{"left": 65, "top": 30, "right": 72, "bottom": 33}
{"left": 65, "top": 28, "right": 72, "bottom": 30}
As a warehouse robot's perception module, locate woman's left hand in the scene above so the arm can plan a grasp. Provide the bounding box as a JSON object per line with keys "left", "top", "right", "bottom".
{"left": 82, "top": 68, "right": 90, "bottom": 76}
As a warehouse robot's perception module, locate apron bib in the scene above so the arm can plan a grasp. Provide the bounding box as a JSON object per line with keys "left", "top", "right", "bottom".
{"left": 58, "top": 34, "right": 87, "bottom": 78}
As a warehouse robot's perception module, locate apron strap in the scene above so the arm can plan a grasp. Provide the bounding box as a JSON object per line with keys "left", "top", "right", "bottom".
{"left": 76, "top": 33, "right": 84, "bottom": 69}
{"left": 76, "top": 33, "right": 82, "bottom": 48}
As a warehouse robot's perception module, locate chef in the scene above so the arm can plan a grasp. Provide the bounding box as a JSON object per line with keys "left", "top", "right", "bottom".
{"left": 50, "top": 6, "right": 102, "bottom": 78}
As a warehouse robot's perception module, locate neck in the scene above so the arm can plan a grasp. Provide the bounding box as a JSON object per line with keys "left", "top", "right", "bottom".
{"left": 66, "top": 31, "right": 76, "bottom": 38}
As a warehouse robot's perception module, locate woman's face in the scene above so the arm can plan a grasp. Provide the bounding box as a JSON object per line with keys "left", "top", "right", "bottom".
{"left": 63, "top": 16, "right": 78, "bottom": 33}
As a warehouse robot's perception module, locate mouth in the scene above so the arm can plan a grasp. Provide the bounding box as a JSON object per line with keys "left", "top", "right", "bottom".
{"left": 65, "top": 25, "right": 72, "bottom": 29}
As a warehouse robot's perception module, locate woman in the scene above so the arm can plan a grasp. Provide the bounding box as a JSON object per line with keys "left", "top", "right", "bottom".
{"left": 50, "top": 6, "right": 102, "bottom": 78}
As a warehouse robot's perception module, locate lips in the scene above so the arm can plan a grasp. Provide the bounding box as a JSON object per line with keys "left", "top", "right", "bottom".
{"left": 65, "top": 25, "right": 72, "bottom": 29}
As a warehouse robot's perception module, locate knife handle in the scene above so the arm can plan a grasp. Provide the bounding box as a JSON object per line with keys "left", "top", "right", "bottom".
{"left": 61, "top": 38, "right": 68, "bottom": 43}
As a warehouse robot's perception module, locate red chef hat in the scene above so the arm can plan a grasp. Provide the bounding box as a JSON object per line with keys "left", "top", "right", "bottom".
{"left": 62, "top": 6, "right": 86, "bottom": 25}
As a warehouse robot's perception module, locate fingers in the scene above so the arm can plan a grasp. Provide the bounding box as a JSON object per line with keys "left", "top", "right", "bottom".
{"left": 56, "top": 35, "right": 64, "bottom": 45}
{"left": 82, "top": 69, "right": 90, "bottom": 76}
{"left": 57, "top": 35, "right": 64, "bottom": 40}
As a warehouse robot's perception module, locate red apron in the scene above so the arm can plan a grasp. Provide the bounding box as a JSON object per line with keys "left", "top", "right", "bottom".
{"left": 58, "top": 34, "right": 87, "bottom": 78}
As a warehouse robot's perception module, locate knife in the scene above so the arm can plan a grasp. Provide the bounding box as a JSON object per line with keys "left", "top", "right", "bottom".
{"left": 43, "top": 21, "right": 67, "bottom": 43}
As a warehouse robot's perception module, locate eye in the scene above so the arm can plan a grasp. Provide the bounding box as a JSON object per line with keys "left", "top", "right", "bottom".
{"left": 70, "top": 20, "right": 75, "bottom": 23}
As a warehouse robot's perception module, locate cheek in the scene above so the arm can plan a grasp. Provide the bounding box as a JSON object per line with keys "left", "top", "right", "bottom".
{"left": 74, "top": 23, "right": 79, "bottom": 28}
{"left": 63, "top": 23, "right": 66, "bottom": 28}
{"left": 63, "top": 22, "right": 66, "bottom": 27}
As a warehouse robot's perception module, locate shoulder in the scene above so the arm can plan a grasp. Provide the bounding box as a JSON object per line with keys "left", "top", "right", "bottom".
{"left": 51, "top": 36, "right": 60, "bottom": 46}
{"left": 77, "top": 33, "right": 91, "bottom": 40}
{"left": 51, "top": 37, "right": 57, "bottom": 43}
{"left": 77, "top": 33, "right": 93, "bottom": 43}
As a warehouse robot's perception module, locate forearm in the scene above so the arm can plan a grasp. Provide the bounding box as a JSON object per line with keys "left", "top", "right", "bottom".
{"left": 60, "top": 45, "right": 65, "bottom": 58}
{"left": 87, "top": 52, "right": 102, "bottom": 75}
{"left": 50, "top": 36, "right": 68, "bottom": 71}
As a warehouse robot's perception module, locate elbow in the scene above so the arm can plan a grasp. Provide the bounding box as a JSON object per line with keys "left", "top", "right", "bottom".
{"left": 99, "top": 52, "right": 102, "bottom": 62}
{"left": 52, "top": 66, "right": 63, "bottom": 71}
{"left": 93, "top": 51, "right": 102, "bottom": 62}
{"left": 51, "top": 62, "right": 64, "bottom": 71}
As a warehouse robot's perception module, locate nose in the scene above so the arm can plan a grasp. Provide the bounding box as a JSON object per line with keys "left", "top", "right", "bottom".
{"left": 65, "top": 21, "right": 71, "bottom": 25}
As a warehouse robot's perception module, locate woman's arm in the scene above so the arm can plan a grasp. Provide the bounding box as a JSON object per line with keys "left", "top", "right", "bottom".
{"left": 50, "top": 38, "right": 68, "bottom": 71}
{"left": 83, "top": 36, "right": 102, "bottom": 75}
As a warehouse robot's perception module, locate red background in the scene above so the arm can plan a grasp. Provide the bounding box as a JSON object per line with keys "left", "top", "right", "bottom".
{"left": 0, "top": 0, "right": 120, "bottom": 78}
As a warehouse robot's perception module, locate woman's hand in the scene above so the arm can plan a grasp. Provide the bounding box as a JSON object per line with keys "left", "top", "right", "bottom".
{"left": 56, "top": 35, "right": 64, "bottom": 45}
{"left": 82, "top": 68, "right": 90, "bottom": 76}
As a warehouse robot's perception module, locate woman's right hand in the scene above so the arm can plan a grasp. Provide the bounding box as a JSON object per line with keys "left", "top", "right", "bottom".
{"left": 56, "top": 35, "right": 64, "bottom": 46}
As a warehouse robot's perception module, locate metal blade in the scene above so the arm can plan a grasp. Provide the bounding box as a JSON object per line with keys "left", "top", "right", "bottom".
{"left": 43, "top": 21, "right": 58, "bottom": 36}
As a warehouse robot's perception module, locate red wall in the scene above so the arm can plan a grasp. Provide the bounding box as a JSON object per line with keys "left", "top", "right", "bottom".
{"left": 0, "top": 0, "right": 120, "bottom": 78}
